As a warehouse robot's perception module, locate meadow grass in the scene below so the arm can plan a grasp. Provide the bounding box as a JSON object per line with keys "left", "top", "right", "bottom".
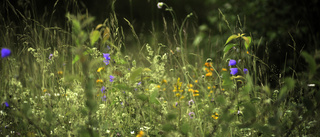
{"left": 1, "top": 1, "right": 320, "bottom": 137}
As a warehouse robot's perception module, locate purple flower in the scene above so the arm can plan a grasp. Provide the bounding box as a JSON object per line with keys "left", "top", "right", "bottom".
{"left": 107, "top": 45, "right": 111, "bottom": 50}
{"left": 102, "top": 95, "right": 106, "bottom": 101}
{"left": 188, "top": 99, "right": 194, "bottom": 106}
{"left": 109, "top": 75, "right": 115, "bottom": 82}
{"left": 49, "top": 54, "right": 53, "bottom": 60}
{"left": 188, "top": 112, "right": 195, "bottom": 119}
{"left": 137, "top": 82, "right": 141, "bottom": 86}
{"left": 243, "top": 68, "right": 248, "bottom": 74}
{"left": 101, "top": 86, "right": 106, "bottom": 93}
{"left": 175, "top": 102, "right": 178, "bottom": 107}
{"left": 230, "top": 68, "right": 238, "bottom": 75}
{"left": 1, "top": 48, "right": 11, "bottom": 58}
{"left": 4, "top": 102, "right": 9, "bottom": 107}
{"left": 103, "top": 53, "right": 111, "bottom": 65}
{"left": 229, "top": 59, "right": 236, "bottom": 66}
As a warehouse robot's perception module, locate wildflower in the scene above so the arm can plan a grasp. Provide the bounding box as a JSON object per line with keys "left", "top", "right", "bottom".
{"left": 204, "top": 62, "right": 211, "bottom": 67}
{"left": 43, "top": 89, "right": 47, "bottom": 92}
{"left": 136, "top": 130, "right": 144, "bottom": 137}
{"left": 188, "top": 88, "right": 194, "bottom": 92}
{"left": 243, "top": 68, "right": 248, "bottom": 74}
{"left": 49, "top": 54, "right": 53, "bottom": 60}
{"left": 210, "top": 90, "right": 213, "bottom": 93}
{"left": 4, "top": 102, "right": 9, "bottom": 107}
{"left": 207, "top": 86, "right": 211, "bottom": 89}
{"left": 195, "top": 80, "right": 198, "bottom": 83}
{"left": 109, "top": 75, "right": 115, "bottom": 82}
{"left": 57, "top": 71, "right": 63, "bottom": 75}
{"left": 212, "top": 112, "right": 219, "bottom": 119}
{"left": 187, "top": 84, "right": 193, "bottom": 88}
{"left": 189, "top": 112, "right": 195, "bottom": 119}
{"left": 229, "top": 59, "right": 236, "bottom": 66}
{"left": 175, "top": 102, "right": 178, "bottom": 107}
{"left": 230, "top": 68, "right": 238, "bottom": 75}
{"left": 246, "top": 51, "right": 249, "bottom": 54}
{"left": 212, "top": 85, "right": 216, "bottom": 89}
{"left": 175, "top": 93, "right": 180, "bottom": 97}
{"left": 137, "top": 82, "right": 141, "bottom": 86}
{"left": 101, "top": 86, "right": 106, "bottom": 93}
{"left": 193, "top": 94, "right": 199, "bottom": 96}
{"left": 103, "top": 53, "right": 111, "bottom": 65}
{"left": 1, "top": 48, "right": 11, "bottom": 58}
{"left": 205, "top": 72, "right": 213, "bottom": 77}
{"left": 222, "top": 68, "right": 227, "bottom": 71}
{"left": 97, "top": 67, "right": 105, "bottom": 72}
{"left": 157, "top": 85, "right": 161, "bottom": 89}
{"left": 162, "top": 79, "right": 167, "bottom": 84}
{"left": 188, "top": 99, "right": 194, "bottom": 106}
{"left": 96, "top": 79, "right": 103, "bottom": 84}
{"left": 102, "top": 95, "right": 107, "bottom": 101}
{"left": 157, "top": 2, "right": 164, "bottom": 9}
{"left": 193, "top": 90, "right": 199, "bottom": 93}
{"left": 131, "top": 131, "right": 135, "bottom": 135}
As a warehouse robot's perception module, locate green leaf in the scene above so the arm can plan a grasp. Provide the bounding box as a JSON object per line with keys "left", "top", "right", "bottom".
{"left": 72, "top": 20, "right": 81, "bottom": 35}
{"left": 72, "top": 55, "right": 80, "bottom": 64}
{"left": 243, "top": 102, "right": 256, "bottom": 122}
{"left": 90, "top": 30, "right": 100, "bottom": 46}
{"left": 129, "top": 67, "right": 143, "bottom": 82}
{"left": 242, "top": 36, "right": 252, "bottom": 49}
{"left": 166, "top": 113, "right": 177, "bottom": 121}
{"left": 223, "top": 44, "right": 237, "bottom": 54}
{"left": 180, "top": 123, "right": 190, "bottom": 135}
{"left": 150, "top": 90, "right": 159, "bottom": 104}
{"left": 284, "top": 77, "right": 295, "bottom": 90}
{"left": 225, "top": 34, "right": 239, "bottom": 45}
{"left": 301, "top": 51, "right": 317, "bottom": 79}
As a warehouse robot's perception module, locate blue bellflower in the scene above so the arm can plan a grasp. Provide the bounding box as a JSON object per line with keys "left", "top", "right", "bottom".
{"left": 1, "top": 48, "right": 11, "bottom": 58}
{"left": 229, "top": 59, "right": 236, "bottom": 66}
{"left": 103, "top": 53, "right": 111, "bottom": 65}
{"left": 230, "top": 68, "right": 238, "bottom": 75}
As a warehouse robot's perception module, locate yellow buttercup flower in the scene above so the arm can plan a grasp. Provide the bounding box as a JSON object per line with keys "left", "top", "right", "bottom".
{"left": 136, "top": 130, "right": 144, "bottom": 137}
{"left": 193, "top": 94, "right": 199, "bottom": 97}
{"left": 43, "top": 89, "right": 47, "bottom": 92}
{"left": 57, "top": 71, "right": 63, "bottom": 75}
{"left": 212, "top": 112, "right": 219, "bottom": 119}
{"left": 97, "top": 67, "right": 105, "bottom": 72}
{"left": 96, "top": 79, "right": 103, "bottom": 84}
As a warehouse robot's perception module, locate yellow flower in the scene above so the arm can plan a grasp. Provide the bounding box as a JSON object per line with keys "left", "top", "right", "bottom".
{"left": 188, "top": 84, "right": 193, "bottom": 88}
{"left": 96, "top": 79, "right": 103, "bottom": 84}
{"left": 136, "top": 130, "right": 144, "bottom": 137}
{"left": 43, "top": 89, "right": 47, "bottom": 92}
{"left": 212, "top": 86, "right": 216, "bottom": 89}
{"left": 180, "top": 95, "right": 185, "bottom": 99}
{"left": 222, "top": 68, "right": 227, "bottom": 71}
{"left": 246, "top": 51, "right": 249, "bottom": 54}
{"left": 210, "top": 68, "right": 214, "bottom": 71}
{"left": 157, "top": 85, "right": 161, "bottom": 88}
{"left": 97, "top": 67, "right": 105, "bottom": 72}
{"left": 175, "top": 93, "right": 180, "bottom": 97}
{"left": 193, "top": 90, "right": 199, "bottom": 93}
{"left": 193, "top": 94, "right": 199, "bottom": 96}
{"left": 195, "top": 80, "right": 198, "bottom": 83}
{"left": 162, "top": 79, "right": 167, "bottom": 84}
{"left": 57, "top": 71, "right": 63, "bottom": 75}
{"left": 210, "top": 90, "right": 213, "bottom": 93}
{"left": 207, "top": 86, "right": 211, "bottom": 90}
{"left": 212, "top": 112, "right": 219, "bottom": 119}
{"left": 188, "top": 89, "right": 194, "bottom": 92}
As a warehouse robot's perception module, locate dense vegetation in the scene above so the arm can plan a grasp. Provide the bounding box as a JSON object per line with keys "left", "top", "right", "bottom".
{"left": 1, "top": 0, "right": 319, "bottom": 136}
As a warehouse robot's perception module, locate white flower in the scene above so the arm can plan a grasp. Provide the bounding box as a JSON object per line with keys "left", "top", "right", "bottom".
{"left": 130, "top": 131, "right": 135, "bottom": 134}
{"left": 157, "top": 2, "right": 164, "bottom": 9}
{"left": 106, "top": 130, "right": 110, "bottom": 134}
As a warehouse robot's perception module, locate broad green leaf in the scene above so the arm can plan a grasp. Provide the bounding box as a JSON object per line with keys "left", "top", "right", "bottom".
{"left": 243, "top": 102, "right": 256, "bottom": 122}
{"left": 301, "top": 51, "right": 316, "bottom": 79}
{"left": 90, "top": 30, "right": 100, "bottom": 46}
{"left": 284, "top": 77, "right": 295, "bottom": 90}
{"left": 129, "top": 67, "right": 143, "bottom": 82}
{"left": 180, "top": 123, "right": 190, "bottom": 135}
{"left": 72, "top": 20, "right": 81, "bottom": 35}
{"left": 225, "top": 34, "right": 239, "bottom": 45}
{"left": 149, "top": 90, "right": 159, "bottom": 104}
{"left": 223, "top": 44, "right": 237, "bottom": 54}
{"left": 72, "top": 55, "right": 80, "bottom": 64}
{"left": 166, "top": 113, "right": 177, "bottom": 121}
{"left": 242, "top": 36, "right": 252, "bottom": 49}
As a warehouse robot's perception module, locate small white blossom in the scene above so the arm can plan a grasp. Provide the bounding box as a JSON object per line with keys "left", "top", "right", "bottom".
{"left": 157, "top": 2, "right": 164, "bottom": 9}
